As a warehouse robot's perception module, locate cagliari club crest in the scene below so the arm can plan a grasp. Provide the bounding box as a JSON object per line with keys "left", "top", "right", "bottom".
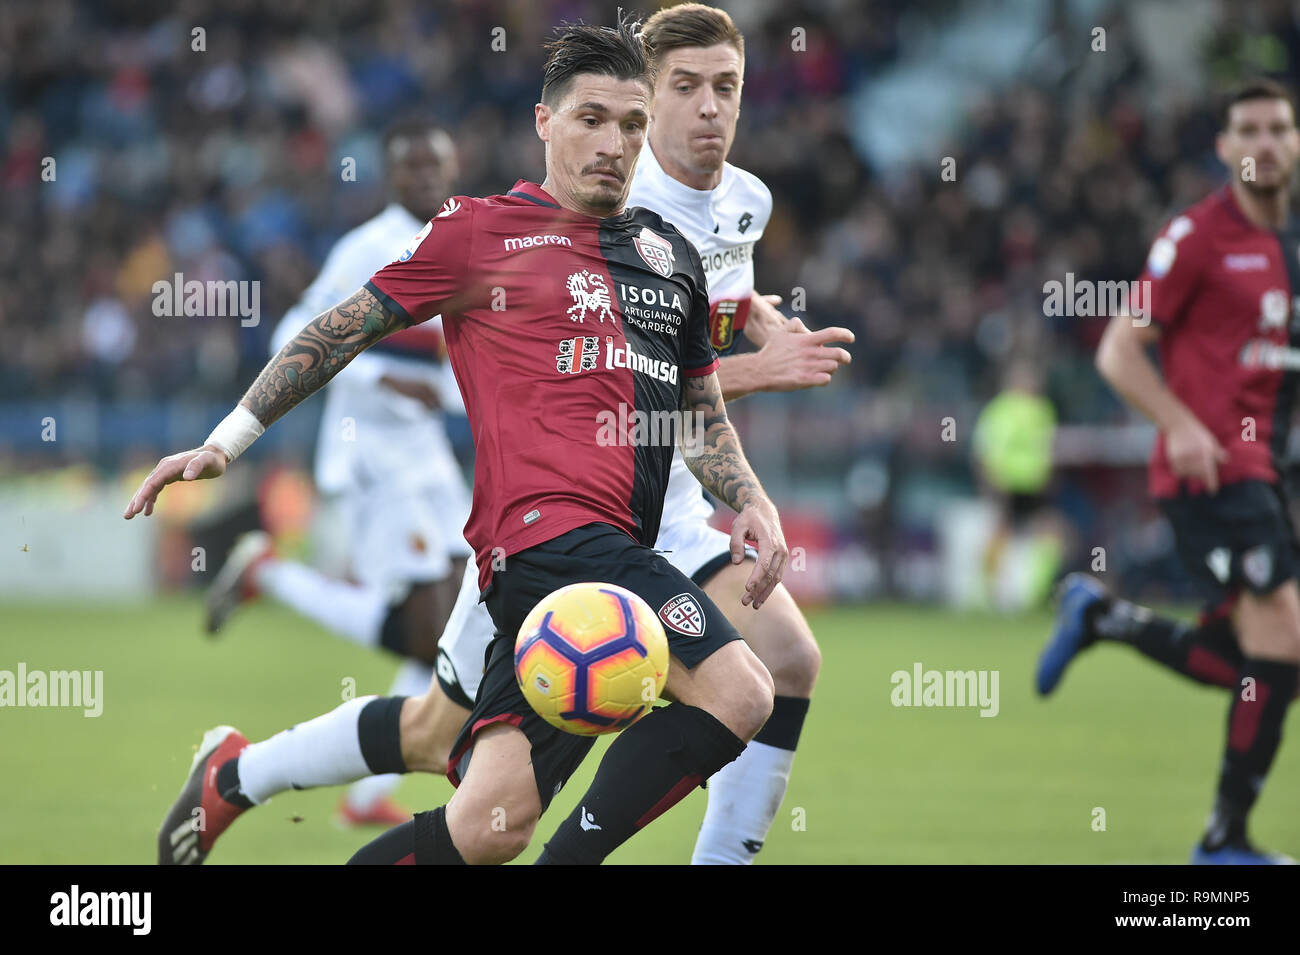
{"left": 658, "top": 593, "right": 706, "bottom": 637}
{"left": 634, "top": 227, "right": 676, "bottom": 277}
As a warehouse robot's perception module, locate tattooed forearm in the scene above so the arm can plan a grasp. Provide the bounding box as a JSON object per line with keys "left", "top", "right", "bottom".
{"left": 240, "top": 287, "right": 409, "bottom": 427}
{"left": 680, "top": 371, "right": 764, "bottom": 513}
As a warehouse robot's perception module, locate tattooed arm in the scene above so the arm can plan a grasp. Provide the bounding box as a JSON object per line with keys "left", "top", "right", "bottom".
{"left": 124, "top": 287, "right": 407, "bottom": 518}
{"left": 240, "top": 286, "right": 407, "bottom": 427}
{"left": 680, "top": 371, "right": 789, "bottom": 608}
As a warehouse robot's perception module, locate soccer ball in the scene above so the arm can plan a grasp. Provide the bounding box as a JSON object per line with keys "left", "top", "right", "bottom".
{"left": 514, "top": 582, "right": 669, "bottom": 736}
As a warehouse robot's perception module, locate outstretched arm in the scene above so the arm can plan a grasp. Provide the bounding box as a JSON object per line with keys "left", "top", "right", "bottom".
{"left": 124, "top": 287, "right": 407, "bottom": 518}
{"left": 714, "top": 292, "right": 854, "bottom": 401}
{"left": 679, "top": 370, "right": 788, "bottom": 608}
{"left": 244, "top": 286, "right": 407, "bottom": 427}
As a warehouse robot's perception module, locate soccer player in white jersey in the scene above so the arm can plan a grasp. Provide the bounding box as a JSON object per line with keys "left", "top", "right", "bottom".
{"left": 202, "top": 120, "right": 472, "bottom": 827}
{"left": 152, "top": 4, "right": 852, "bottom": 865}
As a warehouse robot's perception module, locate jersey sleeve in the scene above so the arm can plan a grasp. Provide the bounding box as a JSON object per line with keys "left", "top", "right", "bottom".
{"left": 682, "top": 240, "right": 720, "bottom": 377}
{"left": 366, "top": 197, "right": 474, "bottom": 325}
{"left": 1138, "top": 214, "right": 1207, "bottom": 329}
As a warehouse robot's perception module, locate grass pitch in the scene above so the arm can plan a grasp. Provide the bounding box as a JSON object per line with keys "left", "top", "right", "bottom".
{"left": 2, "top": 598, "right": 1296, "bottom": 864}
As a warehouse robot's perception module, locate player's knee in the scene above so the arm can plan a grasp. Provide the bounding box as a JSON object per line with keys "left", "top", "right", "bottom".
{"left": 455, "top": 811, "right": 538, "bottom": 865}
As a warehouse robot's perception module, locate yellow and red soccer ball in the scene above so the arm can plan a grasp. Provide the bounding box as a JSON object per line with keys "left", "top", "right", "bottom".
{"left": 514, "top": 582, "right": 669, "bottom": 736}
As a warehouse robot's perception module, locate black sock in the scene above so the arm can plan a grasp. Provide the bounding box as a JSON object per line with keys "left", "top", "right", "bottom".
{"left": 753, "top": 695, "right": 810, "bottom": 751}
{"left": 378, "top": 602, "right": 409, "bottom": 656}
{"left": 1090, "top": 601, "right": 1242, "bottom": 689}
{"left": 357, "top": 696, "right": 408, "bottom": 775}
{"left": 346, "top": 807, "right": 467, "bottom": 864}
{"left": 214, "top": 758, "right": 254, "bottom": 810}
{"left": 535, "top": 703, "right": 745, "bottom": 865}
{"left": 1202, "top": 657, "right": 1298, "bottom": 850}
{"left": 347, "top": 819, "right": 415, "bottom": 864}
{"left": 414, "top": 806, "right": 466, "bottom": 864}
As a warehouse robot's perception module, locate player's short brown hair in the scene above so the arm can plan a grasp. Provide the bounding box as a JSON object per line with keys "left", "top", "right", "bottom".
{"left": 1221, "top": 78, "right": 1296, "bottom": 129}
{"left": 540, "top": 12, "right": 654, "bottom": 107}
{"left": 641, "top": 3, "right": 744, "bottom": 67}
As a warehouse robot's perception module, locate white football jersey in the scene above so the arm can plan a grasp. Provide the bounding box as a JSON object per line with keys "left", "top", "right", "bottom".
{"left": 270, "top": 203, "right": 464, "bottom": 495}
{"left": 626, "top": 141, "right": 773, "bottom": 529}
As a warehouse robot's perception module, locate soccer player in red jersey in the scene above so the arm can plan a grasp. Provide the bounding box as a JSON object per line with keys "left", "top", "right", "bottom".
{"left": 127, "top": 16, "right": 784, "bottom": 865}
{"left": 1037, "top": 80, "right": 1300, "bottom": 863}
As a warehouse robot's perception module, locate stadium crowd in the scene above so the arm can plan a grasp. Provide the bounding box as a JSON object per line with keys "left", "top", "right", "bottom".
{"left": 4, "top": 0, "right": 1298, "bottom": 597}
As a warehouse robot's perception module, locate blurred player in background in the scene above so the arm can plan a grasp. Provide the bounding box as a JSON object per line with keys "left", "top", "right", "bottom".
{"left": 1038, "top": 80, "right": 1300, "bottom": 864}
{"left": 972, "top": 357, "right": 1063, "bottom": 611}
{"left": 203, "top": 119, "right": 472, "bottom": 827}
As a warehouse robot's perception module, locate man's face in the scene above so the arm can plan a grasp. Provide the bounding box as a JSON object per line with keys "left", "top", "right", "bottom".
{"left": 388, "top": 130, "right": 458, "bottom": 222}
{"left": 536, "top": 74, "right": 651, "bottom": 216}
{"left": 650, "top": 43, "right": 743, "bottom": 179}
{"left": 1218, "top": 98, "right": 1300, "bottom": 196}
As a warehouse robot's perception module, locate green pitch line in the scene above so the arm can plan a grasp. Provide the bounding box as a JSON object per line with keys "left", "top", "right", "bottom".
{"left": 1, "top": 599, "right": 1296, "bottom": 864}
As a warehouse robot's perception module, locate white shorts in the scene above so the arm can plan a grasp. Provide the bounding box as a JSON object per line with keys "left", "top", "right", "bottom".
{"left": 434, "top": 554, "right": 495, "bottom": 709}
{"left": 434, "top": 515, "right": 749, "bottom": 708}
{"left": 342, "top": 474, "right": 473, "bottom": 594}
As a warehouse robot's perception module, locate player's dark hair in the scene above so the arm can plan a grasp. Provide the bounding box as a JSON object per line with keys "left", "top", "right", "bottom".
{"left": 382, "top": 117, "right": 452, "bottom": 161}
{"left": 540, "top": 12, "right": 654, "bottom": 108}
{"left": 1221, "top": 78, "right": 1296, "bottom": 129}
{"left": 641, "top": 2, "right": 744, "bottom": 67}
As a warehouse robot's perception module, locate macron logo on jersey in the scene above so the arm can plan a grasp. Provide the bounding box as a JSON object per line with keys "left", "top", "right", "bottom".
{"left": 504, "top": 233, "right": 573, "bottom": 252}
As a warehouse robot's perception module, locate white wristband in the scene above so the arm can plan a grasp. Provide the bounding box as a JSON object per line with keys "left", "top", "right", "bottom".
{"left": 204, "top": 406, "right": 265, "bottom": 462}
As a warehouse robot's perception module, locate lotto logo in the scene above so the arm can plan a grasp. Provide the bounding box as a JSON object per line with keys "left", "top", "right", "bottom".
{"left": 556, "top": 336, "right": 600, "bottom": 375}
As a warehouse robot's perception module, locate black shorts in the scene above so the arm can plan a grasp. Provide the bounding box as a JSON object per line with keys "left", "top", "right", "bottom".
{"left": 1159, "top": 479, "right": 1300, "bottom": 614}
{"left": 445, "top": 522, "right": 743, "bottom": 811}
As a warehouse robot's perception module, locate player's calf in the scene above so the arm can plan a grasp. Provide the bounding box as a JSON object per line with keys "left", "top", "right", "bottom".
{"left": 398, "top": 680, "right": 469, "bottom": 775}
{"left": 697, "top": 569, "right": 815, "bottom": 865}
{"left": 668, "top": 638, "right": 775, "bottom": 740}
{"left": 1200, "top": 582, "right": 1300, "bottom": 858}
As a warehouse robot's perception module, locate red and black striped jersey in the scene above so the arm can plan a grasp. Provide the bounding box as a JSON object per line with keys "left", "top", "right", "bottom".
{"left": 366, "top": 180, "right": 718, "bottom": 589}
{"left": 1139, "top": 186, "right": 1300, "bottom": 498}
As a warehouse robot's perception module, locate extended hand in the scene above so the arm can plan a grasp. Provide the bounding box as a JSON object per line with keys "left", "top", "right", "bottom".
{"left": 123, "top": 446, "right": 228, "bottom": 519}
{"left": 1165, "top": 418, "right": 1229, "bottom": 493}
{"left": 757, "top": 317, "right": 854, "bottom": 390}
{"left": 730, "top": 498, "right": 789, "bottom": 609}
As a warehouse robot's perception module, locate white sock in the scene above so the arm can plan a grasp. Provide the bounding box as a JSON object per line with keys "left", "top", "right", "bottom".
{"left": 343, "top": 661, "right": 432, "bottom": 811}
{"left": 237, "top": 696, "right": 375, "bottom": 804}
{"left": 690, "top": 741, "right": 797, "bottom": 865}
{"left": 254, "top": 559, "right": 389, "bottom": 648}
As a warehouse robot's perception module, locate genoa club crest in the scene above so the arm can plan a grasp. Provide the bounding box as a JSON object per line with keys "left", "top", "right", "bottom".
{"left": 658, "top": 593, "right": 706, "bottom": 637}
{"left": 634, "top": 227, "right": 676, "bottom": 277}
